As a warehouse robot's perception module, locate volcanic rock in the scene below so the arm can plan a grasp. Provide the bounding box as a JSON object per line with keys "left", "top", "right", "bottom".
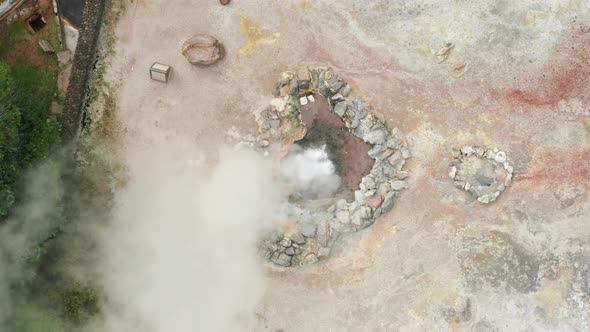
{"left": 182, "top": 34, "right": 225, "bottom": 66}
{"left": 272, "top": 252, "right": 292, "bottom": 267}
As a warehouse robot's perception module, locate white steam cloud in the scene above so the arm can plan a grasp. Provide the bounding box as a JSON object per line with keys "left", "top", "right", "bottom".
{"left": 280, "top": 144, "right": 341, "bottom": 199}
{"left": 86, "top": 146, "right": 279, "bottom": 332}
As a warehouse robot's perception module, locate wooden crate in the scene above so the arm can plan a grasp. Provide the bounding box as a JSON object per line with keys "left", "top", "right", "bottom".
{"left": 150, "top": 63, "right": 172, "bottom": 83}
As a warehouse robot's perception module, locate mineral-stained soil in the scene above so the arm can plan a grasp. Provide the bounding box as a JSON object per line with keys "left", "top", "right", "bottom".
{"left": 100, "top": 0, "right": 590, "bottom": 330}
{"left": 298, "top": 93, "right": 374, "bottom": 199}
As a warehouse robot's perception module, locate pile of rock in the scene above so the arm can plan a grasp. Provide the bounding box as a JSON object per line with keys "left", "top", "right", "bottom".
{"left": 257, "top": 66, "right": 411, "bottom": 267}
{"left": 260, "top": 213, "right": 337, "bottom": 267}
{"left": 449, "top": 146, "right": 513, "bottom": 203}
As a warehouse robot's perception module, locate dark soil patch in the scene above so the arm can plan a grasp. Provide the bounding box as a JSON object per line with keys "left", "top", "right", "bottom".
{"left": 298, "top": 93, "right": 374, "bottom": 199}
{"left": 0, "top": 18, "right": 58, "bottom": 70}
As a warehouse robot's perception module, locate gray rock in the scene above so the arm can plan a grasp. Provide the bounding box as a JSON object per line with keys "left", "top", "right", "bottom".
{"left": 396, "top": 171, "right": 409, "bottom": 179}
{"left": 352, "top": 99, "right": 365, "bottom": 112}
{"left": 280, "top": 237, "right": 292, "bottom": 247}
{"left": 353, "top": 108, "right": 368, "bottom": 122}
{"left": 401, "top": 148, "right": 411, "bottom": 159}
{"left": 378, "top": 182, "right": 391, "bottom": 194}
{"left": 279, "top": 71, "right": 295, "bottom": 85}
{"left": 260, "top": 248, "right": 273, "bottom": 260}
{"left": 291, "top": 233, "right": 306, "bottom": 244}
{"left": 336, "top": 210, "right": 351, "bottom": 224}
{"left": 505, "top": 173, "right": 512, "bottom": 186}
{"left": 354, "top": 190, "right": 365, "bottom": 204}
{"left": 449, "top": 166, "right": 457, "bottom": 179}
{"left": 272, "top": 83, "right": 281, "bottom": 97}
{"left": 474, "top": 146, "right": 485, "bottom": 157}
{"left": 331, "top": 93, "right": 344, "bottom": 101}
{"left": 368, "top": 144, "right": 386, "bottom": 159}
{"left": 477, "top": 195, "right": 491, "bottom": 203}
{"left": 285, "top": 247, "right": 295, "bottom": 255}
{"left": 377, "top": 160, "right": 397, "bottom": 178}
{"left": 330, "top": 80, "right": 345, "bottom": 93}
{"left": 387, "top": 151, "right": 406, "bottom": 170}
{"left": 297, "top": 80, "right": 310, "bottom": 89}
{"left": 363, "top": 176, "right": 376, "bottom": 189}
{"left": 340, "top": 84, "right": 352, "bottom": 97}
{"left": 288, "top": 79, "right": 299, "bottom": 96}
{"left": 334, "top": 101, "right": 347, "bottom": 117}
{"left": 301, "top": 223, "right": 317, "bottom": 237}
{"left": 348, "top": 201, "right": 360, "bottom": 214}
{"left": 386, "top": 137, "right": 400, "bottom": 149}
{"left": 363, "top": 129, "right": 387, "bottom": 145}
{"left": 495, "top": 151, "right": 507, "bottom": 163}
{"left": 377, "top": 148, "right": 395, "bottom": 160}
{"left": 358, "top": 206, "right": 372, "bottom": 219}
{"left": 271, "top": 252, "right": 292, "bottom": 267}
{"left": 381, "top": 192, "right": 395, "bottom": 213}
{"left": 318, "top": 85, "right": 331, "bottom": 96}
{"left": 373, "top": 207, "right": 382, "bottom": 219}
{"left": 461, "top": 146, "right": 474, "bottom": 156}
{"left": 351, "top": 212, "right": 364, "bottom": 227}
{"left": 391, "top": 180, "right": 407, "bottom": 191}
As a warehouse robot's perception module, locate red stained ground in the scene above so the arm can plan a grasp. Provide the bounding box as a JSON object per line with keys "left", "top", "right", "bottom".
{"left": 299, "top": 93, "right": 374, "bottom": 199}
{"left": 506, "top": 26, "right": 590, "bottom": 106}
{"left": 517, "top": 149, "right": 590, "bottom": 184}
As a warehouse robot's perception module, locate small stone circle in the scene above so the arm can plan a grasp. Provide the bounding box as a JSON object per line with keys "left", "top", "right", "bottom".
{"left": 255, "top": 66, "right": 411, "bottom": 267}
{"left": 181, "top": 34, "right": 225, "bottom": 66}
{"left": 449, "top": 146, "right": 513, "bottom": 203}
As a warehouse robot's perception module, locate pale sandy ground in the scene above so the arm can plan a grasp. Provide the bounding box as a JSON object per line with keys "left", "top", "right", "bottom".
{"left": 103, "top": 0, "right": 590, "bottom": 330}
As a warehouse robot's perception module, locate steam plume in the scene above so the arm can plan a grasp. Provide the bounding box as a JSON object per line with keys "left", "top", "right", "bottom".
{"left": 280, "top": 144, "right": 341, "bottom": 199}
{"left": 85, "top": 146, "right": 279, "bottom": 332}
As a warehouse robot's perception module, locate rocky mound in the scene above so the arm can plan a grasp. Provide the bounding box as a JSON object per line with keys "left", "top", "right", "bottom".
{"left": 256, "top": 66, "right": 411, "bottom": 267}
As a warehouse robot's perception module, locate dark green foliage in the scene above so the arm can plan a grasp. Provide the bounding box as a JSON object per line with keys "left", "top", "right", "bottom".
{"left": 5, "top": 308, "right": 65, "bottom": 332}
{"left": 0, "top": 59, "right": 61, "bottom": 217}
{"left": 0, "top": 62, "right": 21, "bottom": 216}
{"left": 0, "top": 21, "right": 28, "bottom": 58}
{"left": 10, "top": 60, "right": 61, "bottom": 166}
{"left": 62, "top": 284, "right": 99, "bottom": 324}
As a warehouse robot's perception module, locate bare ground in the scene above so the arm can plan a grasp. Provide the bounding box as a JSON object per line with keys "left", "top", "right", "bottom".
{"left": 102, "top": 0, "right": 590, "bottom": 330}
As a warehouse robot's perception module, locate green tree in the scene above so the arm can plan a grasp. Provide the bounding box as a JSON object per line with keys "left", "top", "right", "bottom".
{"left": 0, "top": 62, "right": 21, "bottom": 216}
{"left": 10, "top": 61, "right": 61, "bottom": 167}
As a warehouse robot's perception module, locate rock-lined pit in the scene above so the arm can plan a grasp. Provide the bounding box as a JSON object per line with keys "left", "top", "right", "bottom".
{"left": 450, "top": 146, "right": 513, "bottom": 203}
{"left": 297, "top": 93, "right": 374, "bottom": 199}
{"left": 256, "top": 66, "right": 411, "bottom": 267}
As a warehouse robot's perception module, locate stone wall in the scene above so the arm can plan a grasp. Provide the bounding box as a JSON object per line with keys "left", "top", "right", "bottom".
{"left": 61, "top": 0, "right": 107, "bottom": 143}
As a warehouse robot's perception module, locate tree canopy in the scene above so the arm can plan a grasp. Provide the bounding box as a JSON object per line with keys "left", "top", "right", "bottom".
{"left": 0, "top": 62, "right": 21, "bottom": 216}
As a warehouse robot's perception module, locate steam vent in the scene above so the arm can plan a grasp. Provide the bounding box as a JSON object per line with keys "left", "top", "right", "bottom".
{"left": 449, "top": 146, "right": 513, "bottom": 203}
{"left": 256, "top": 67, "right": 410, "bottom": 267}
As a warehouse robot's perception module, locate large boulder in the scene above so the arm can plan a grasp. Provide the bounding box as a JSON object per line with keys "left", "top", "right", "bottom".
{"left": 181, "top": 34, "right": 225, "bottom": 66}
